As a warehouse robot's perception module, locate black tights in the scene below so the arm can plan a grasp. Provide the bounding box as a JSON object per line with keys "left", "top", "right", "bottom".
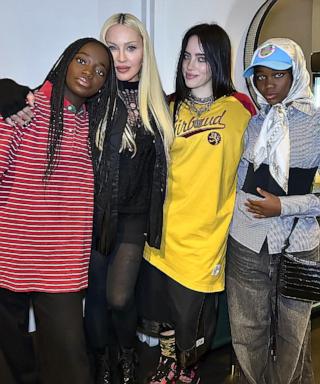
{"left": 85, "top": 242, "right": 143, "bottom": 352}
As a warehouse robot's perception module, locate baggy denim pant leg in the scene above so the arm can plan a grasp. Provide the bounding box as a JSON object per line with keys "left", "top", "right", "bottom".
{"left": 226, "top": 236, "right": 316, "bottom": 384}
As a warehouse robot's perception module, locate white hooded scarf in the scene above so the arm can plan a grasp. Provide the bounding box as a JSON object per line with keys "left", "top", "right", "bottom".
{"left": 250, "top": 38, "right": 314, "bottom": 193}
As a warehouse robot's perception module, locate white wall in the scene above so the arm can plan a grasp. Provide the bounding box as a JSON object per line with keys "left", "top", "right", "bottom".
{"left": 0, "top": 0, "right": 265, "bottom": 92}
{"left": 153, "top": 0, "right": 265, "bottom": 93}
{"left": 1, "top": 0, "right": 98, "bottom": 87}
{"left": 0, "top": 0, "right": 143, "bottom": 88}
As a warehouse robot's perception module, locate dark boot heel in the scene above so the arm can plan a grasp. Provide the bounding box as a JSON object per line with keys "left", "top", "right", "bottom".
{"left": 118, "top": 347, "right": 138, "bottom": 384}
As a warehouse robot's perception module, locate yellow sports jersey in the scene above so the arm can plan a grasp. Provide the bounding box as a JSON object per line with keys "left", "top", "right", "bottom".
{"left": 144, "top": 95, "right": 251, "bottom": 292}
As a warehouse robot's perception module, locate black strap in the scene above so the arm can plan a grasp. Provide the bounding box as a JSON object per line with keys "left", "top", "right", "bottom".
{"left": 272, "top": 217, "right": 299, "bottom": 360}
{"left": 282, "top": 217, "right": 299, "bottom": 253}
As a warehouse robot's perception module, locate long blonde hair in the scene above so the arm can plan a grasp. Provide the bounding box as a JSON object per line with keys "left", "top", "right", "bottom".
{"left": 99, "top": 13, "right": 174, "bottom": 156}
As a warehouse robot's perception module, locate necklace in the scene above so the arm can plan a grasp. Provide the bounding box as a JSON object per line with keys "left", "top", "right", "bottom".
{"left": 185, "top": 94, "right": 215, "bottom": 128}
{"left": 189, "top": 93, "right": 215, "bottom": 105}
{"left": 119, "top": 87, "right": 142, "bottom": 131}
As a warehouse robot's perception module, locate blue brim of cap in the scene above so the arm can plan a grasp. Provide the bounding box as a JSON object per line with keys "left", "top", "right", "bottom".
{"left": 243, "top": 62, "right": 292, "bottom": 78}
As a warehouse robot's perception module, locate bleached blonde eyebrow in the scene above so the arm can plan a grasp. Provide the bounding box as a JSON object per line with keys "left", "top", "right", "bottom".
{"left": 106, "top": 40, "right": 139, "bottom": 45}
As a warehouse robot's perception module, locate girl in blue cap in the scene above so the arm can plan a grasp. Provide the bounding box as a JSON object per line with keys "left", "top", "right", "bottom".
{"left": 226, "top": 38, "right": 320, "bottom": 383}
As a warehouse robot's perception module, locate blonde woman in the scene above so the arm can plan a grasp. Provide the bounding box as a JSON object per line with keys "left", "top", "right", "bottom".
{"left": 88, "top": 13, "right": 173, "bottom": 384}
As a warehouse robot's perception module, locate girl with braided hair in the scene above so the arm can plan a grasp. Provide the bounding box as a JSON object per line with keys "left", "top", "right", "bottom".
{"left": 0, "top": 13, "right": 173, "bottom": 384}
{"left": 0, "top": 37, "right": 117, "bottom": 384}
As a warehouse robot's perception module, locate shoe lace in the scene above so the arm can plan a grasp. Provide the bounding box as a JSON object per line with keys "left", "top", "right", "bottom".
{"left": 96, "top": 354, "right": 111, "bottom": 384}
{"left": 119, "top": 351, "right": 136, "bottom": 382}
{"left": 103, "top": 368, "right": 111, "bottom": 382}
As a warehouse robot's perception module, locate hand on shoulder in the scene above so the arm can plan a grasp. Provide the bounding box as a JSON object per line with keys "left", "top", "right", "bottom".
{"left": 0, "top": 79, "right": 35, "bottom": 126}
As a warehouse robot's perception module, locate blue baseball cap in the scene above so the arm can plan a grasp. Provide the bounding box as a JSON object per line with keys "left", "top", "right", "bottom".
{"left": 243, "top": 44, "right": 293, "bottom": 78}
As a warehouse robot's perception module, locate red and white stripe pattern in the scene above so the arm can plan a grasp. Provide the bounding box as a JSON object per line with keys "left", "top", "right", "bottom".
{"left": 0, "top": 81, "right": 94, "bottom": 292}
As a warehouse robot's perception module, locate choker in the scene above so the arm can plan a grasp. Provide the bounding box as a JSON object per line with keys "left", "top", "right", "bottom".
{"left": 188, "top": 93, "right": 215, "bottom": 105}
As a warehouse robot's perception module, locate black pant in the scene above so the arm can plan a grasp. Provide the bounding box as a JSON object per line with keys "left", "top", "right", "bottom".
{"left": 0, "top": 289, "right": 92, "bottom": 384}
{"left": 85, "top": 242, "right": 144, "bottom": 352}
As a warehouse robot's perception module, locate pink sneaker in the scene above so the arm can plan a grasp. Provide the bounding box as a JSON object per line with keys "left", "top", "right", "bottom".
{"left": 148, "top": 356, "right": 178, "bottom": 384}
{"left": 176, "top": 366, "right": 200, "bottom": 384}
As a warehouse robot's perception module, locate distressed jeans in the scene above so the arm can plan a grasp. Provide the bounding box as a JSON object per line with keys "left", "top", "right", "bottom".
{"left": 226, "top": 236, "right": 317, "bottom": 384}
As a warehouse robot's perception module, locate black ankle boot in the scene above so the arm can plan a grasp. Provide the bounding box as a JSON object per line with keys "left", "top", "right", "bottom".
{"left": 118, "top": 347, "right": 137, "bottom": 384}
{"left": 95, "top": 348, "right": 112, "bottom": 384}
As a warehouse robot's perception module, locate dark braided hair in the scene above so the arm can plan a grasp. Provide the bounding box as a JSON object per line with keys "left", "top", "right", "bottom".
{"left": 42, "top": 37, "right": 117, "bottom": 181}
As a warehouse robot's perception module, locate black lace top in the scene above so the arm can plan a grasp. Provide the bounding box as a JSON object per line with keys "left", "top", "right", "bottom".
{"left": 118, "top": 81, "right": 156, "bottom": 214}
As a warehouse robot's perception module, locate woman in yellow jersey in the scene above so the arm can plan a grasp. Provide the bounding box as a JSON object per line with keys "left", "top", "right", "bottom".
{"left": 137, "top": 23, "right": 255, "bottom": 384}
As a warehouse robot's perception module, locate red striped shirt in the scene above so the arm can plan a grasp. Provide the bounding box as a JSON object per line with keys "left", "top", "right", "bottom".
{"left": 0, "top": 81, "right": 94, "bottom": 292}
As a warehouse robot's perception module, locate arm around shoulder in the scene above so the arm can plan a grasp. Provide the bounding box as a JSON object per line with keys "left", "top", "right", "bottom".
{"left": 0, "top": 79, "right": 35, "bottom": 126}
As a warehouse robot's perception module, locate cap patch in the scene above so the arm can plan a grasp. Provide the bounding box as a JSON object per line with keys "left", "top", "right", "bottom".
{"left": 258, "top": 44, "right": 276, "bottom": 58}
